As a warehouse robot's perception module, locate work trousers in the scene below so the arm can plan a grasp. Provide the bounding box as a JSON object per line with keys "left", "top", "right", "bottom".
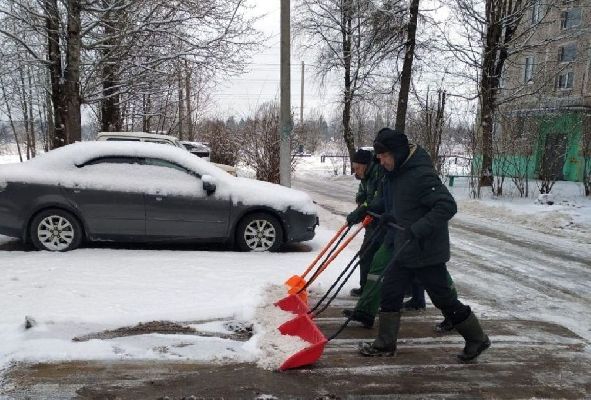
{"left": 381, "top": 262, "right": 470, "bottom": 324}
{"left": 358, "top": 228, "right": 382, "bottom": 290}
{"left": 354, "top": 244, "right": 392, "bottom": 318}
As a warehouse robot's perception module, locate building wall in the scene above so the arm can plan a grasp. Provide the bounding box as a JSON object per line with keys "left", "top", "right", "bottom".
{"left": 495, "top": 0, "right": 590, "bottom": 183}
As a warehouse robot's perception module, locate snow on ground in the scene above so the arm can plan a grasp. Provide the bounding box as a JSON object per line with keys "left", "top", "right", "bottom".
{"left": 1, "top": 150, "right": 590, "bottom": 381}
{"left": 294, "top": 155, "right": 591, "bottom": 238}
{"left": 0, "top": 205, "right": 358, "bottom": 377}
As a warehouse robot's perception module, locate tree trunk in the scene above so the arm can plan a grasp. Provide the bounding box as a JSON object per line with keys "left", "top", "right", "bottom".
{"left": 100, "top": 1, "right": 122, "bottom": 132}
{"left": 27, "top": 68, "right": 36, "bottom": 157}
{"left": 142, "top": 94, "right": 152, "bottom": 132}
{"left": 394, "top": 0, "right": 419, "bottom": 132}
{"left": 18, "top": 66, "right": 32, "bottom": 159}
{"left": 177, "top": 66, "right": 184, "bottom": 140}
{"left": 184, "top": 61, "right": 194, "bottom": 141}
{"left": 64, "top": 0, "right": 82, "bottom": 143}
{"left": 45, "top": 0, "right": 66, "bottom": 149}
{"left": 341, "top": 0, "right": 355, "bottom": 164}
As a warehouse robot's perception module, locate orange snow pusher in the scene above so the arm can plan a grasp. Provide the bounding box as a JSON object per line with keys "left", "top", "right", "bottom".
{"left": 283, "top": 216, "right": 372, "bottom": 307}
{"left": 277, "top": 314, "right": 328, "bottom": 371}
{"left": 283, "top": 223, "right": 348, "bottom": 304}
{"left": 276, "top": 215, "right": 409, "bottom": 371}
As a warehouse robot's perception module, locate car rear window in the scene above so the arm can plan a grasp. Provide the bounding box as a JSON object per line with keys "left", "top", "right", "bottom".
{"left": 81, "top": 156, "right": 142, "bottom": 166}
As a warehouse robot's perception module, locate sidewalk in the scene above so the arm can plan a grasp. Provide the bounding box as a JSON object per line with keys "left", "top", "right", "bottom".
{"left": 3, "top": 296, "right": 590, "bottom": 399}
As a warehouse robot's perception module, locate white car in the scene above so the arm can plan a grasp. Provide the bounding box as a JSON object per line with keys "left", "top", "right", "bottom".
{"left": 96, "top": 132, "right": 236, "bottom": 176}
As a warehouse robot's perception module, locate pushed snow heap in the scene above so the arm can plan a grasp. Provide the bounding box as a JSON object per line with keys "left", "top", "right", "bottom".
{"left": 252, "top": 284, "right": 309, "bottom": 370}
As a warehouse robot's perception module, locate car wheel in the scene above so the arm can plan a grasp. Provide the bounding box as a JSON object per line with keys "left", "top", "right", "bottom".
{"left": 30, "top": 209, "right": 83, "bottom": 252}
{"left": 236, "top": 213, "right": 283, "bottom": 252}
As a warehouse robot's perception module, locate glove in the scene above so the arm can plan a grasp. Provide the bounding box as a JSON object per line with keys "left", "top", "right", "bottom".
{"left": 402, "top": 227, "right": 416, "bottom": 243}
{"left": 346, "top": 206, "right": 367, "bottom": 226}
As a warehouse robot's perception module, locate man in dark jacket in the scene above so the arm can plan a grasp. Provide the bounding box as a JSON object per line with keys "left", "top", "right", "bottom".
{"left": 346, "top": 148, "right": 384, "bottom": 297}
{"left": 359, "top": 128, "right": 490, "bottom": 362}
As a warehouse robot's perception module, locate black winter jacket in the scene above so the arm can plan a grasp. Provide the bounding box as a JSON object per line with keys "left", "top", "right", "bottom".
{"left": 371, "top": 145, "right": 457, "bottom": 267}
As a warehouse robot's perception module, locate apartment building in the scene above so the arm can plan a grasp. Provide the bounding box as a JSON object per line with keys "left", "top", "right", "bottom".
{"left": 496, "top": 0, "right": 590, "bottom": 182}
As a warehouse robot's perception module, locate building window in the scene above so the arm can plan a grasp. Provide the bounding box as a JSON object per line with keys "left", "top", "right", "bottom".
{"left": 557, "top": 71, "right": 574, "bottom": 89}
{"left": 524, "top": 56, "right": 535, "bottom": 83}
{"left": 558, "top": 44, "right": 577, "bottom": 62}
{"left": 560, "top": 8, "right": 581, "bottom": 29}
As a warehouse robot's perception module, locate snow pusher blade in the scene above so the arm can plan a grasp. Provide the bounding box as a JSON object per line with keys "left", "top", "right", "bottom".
{"left": 274, "top": 293, "right": 309, "bottom": 315}
{"left": 278, "top": 314, "right": 327, "bottom": 371}
{"left": 284, "top": 224, "right": 348, "bottom": 297}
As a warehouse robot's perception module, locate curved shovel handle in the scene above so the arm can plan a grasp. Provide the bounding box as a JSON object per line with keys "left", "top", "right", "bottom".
{"left": 307, "top": 221, "right": 368, "bottom": 286}
{"left": 299, "top": 223, "right": 348, "bottom": 279}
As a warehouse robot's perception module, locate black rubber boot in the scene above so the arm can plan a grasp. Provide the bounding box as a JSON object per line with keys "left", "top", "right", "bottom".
{"left": 342, "top": 309, "right": 374, "bottom": 329}
{"left": 455, "top": 312, "right": 491, "bottom": 362}
{"left": 401, "top": 298, "right": 426, "bottom": 311}
{"left": 358, "top": 312, "right": 400, "bottom": 357}
{"left": 434, "top": 317, "right": 454, "bottom": 334}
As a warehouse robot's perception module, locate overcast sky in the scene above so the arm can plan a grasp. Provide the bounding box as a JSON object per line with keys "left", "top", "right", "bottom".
{"left": 208, "top": 2, "right": 340, "bottom": 120}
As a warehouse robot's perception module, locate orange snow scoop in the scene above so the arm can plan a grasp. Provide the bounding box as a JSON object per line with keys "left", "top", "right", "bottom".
{"left": 284, "top": 223, "right": 348, "bottom": 302}
{"left": 281, "top": 216, "right": 373, "bottom": 311}
{"left": 275, "top": 293, "right": 309, "bottom": 315}
{"left": 277, "top": 314, "right": 328, "bottom": 371}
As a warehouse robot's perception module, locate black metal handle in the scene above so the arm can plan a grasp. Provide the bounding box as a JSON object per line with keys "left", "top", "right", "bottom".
{"left": 366, "top": 211, "right": 405, "bottom": 232}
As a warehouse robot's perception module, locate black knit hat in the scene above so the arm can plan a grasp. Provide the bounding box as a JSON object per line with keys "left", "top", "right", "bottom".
{"left": 351, "top": 148, "right": 372, "bottom": 164}
{"left": 373, "top": 128, "right": 410, "bottom": 168}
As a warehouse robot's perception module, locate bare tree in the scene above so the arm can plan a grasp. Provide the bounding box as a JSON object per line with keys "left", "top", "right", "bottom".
{"left": 240, "top": 102, "right": 281, "bottom": 183}
{"left": 295, "top": 0, "right": 407, "bottom": 161}
{"left": 443, "top": 0, "right": 565, "bottom": 192}
{"left": 1, "top": 0, "right": 262, "bottom": 149}
{"left": 407, "top": 88, "right": 446, "bottom": 174}
{"left": 394, "top": 0, "right": 419, "bottom": 132}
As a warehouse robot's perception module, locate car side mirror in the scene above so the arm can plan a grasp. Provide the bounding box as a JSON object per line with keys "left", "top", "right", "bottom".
{"left": 202, "top": 175, "right": 216, "bottom": 195}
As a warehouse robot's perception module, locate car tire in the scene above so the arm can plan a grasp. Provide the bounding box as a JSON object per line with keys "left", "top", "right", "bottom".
{"left": 30, "top": 209, "right": 83, "bottom": 252}
{"left": 236, "top": 212, "right": 283, "bottom": 252}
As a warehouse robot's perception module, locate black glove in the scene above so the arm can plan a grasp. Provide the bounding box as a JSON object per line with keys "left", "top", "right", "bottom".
{"left": 346, "top": 206, "right": 367, "bottom": 226}
{"left": 402, "top": 227, "right": 416, "bottom": 243}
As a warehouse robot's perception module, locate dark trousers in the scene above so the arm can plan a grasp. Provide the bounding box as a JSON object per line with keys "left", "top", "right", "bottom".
{"left": 380, "top": 262, "right": 470, "bottom": 324}
{"left": 409, "top": 281, "right": 426, "bottom": 307}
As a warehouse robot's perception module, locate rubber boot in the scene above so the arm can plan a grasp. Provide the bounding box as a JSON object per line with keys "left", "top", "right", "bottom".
{"left": 454, "top": 312, "right": 491, "bottom": 362}
{"left": 358, "top": 312, "right": 400, "bottom": 357}
{"left": 434, "top": 317, "right": 454, "bottom": 334}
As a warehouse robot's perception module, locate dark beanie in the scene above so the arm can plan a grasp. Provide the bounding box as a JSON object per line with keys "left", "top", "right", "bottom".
{"left": 351, "top": 148, "right": 372, "bottom": 164}
{"left": 373, "top": 128, "right": 410, "bottom": 168}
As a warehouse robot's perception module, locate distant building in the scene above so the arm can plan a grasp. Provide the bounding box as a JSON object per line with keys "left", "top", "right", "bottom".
{"left": 495, "top": 0, "right": 590, "bottom": 182}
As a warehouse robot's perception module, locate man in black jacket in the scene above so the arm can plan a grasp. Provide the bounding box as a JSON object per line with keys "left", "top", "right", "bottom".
{"left": 359, "top": 128, "right": 490, "bottom": 362}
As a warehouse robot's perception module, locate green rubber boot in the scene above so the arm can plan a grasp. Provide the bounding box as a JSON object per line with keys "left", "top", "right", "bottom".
{"left": 455, "top": 312, "right": 491, "bottom": 362}
{"left": 358, "top": 312, "right": 401, "bottom": 357}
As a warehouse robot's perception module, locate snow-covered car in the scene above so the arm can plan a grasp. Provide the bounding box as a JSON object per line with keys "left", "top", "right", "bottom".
{"left": 96, "top": 132, "right": 237, "bottom": 176}
{"left": 181, "top": 141, "right": 211, "bottom": 160}
{"left": 0, "top": 142, "right": 318, "bottom": 252}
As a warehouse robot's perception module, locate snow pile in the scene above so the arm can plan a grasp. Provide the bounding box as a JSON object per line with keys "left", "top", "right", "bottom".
{"left": 252, "top": 284, "right": 310, "bottom": 370}
{"left": 0, "top": 141, "right": 316, "bottom": 215}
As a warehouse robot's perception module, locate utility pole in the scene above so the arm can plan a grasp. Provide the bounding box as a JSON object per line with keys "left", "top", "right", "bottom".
{"left": 280, "top": 0, "right": 292, "bottom": 187}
